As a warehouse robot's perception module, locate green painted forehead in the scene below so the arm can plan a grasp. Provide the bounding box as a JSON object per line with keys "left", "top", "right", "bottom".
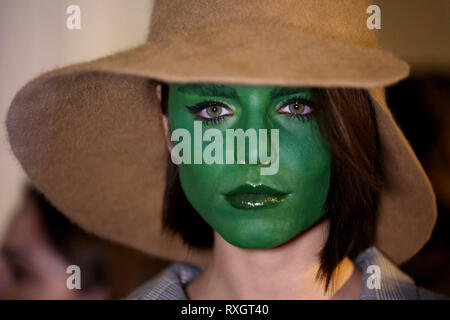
{"left": 172, "top": 83, "right": 317, "bottom": 100}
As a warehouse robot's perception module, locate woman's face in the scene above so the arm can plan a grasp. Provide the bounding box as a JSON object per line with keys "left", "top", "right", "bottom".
{"left": 167, "top": 83, "right": 331, "bottom": 248}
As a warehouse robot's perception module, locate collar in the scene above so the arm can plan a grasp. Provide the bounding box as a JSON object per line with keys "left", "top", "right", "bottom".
{"left": 353, "top": 246, "right": 418, "bottom": 299}
{"left": 129, "top": 246, "right": 421, "bottom": 300}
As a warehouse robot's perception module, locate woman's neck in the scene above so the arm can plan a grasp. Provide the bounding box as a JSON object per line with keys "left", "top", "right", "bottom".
{"left": 186, "top": 219, "right": 362, "bottom": 300}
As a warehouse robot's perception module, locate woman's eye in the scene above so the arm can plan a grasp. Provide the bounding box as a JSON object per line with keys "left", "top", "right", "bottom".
{"left": 186, "top": 101, "right": 234, "bottom": 125}
{"left": 277, "top": 99, "right": 314, "bottom": 119}
{"left": 197, "top": 104, "right": 233, "bottom": 119}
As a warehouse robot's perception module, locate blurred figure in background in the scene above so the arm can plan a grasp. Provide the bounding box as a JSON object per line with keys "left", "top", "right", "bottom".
{"left": 0, "top": 183, "right": 168, "bottom": 299}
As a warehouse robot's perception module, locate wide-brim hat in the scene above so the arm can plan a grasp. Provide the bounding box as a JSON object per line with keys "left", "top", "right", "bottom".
{"left": 5, "top": 0, "right": 437, "bottom": 265}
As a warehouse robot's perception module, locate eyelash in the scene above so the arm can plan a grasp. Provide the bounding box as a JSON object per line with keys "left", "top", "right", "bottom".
{"left": 186, "top": 97, "right": 317, "bottom": 125}
{"left": 278, "top": 97, "right": 316, "bottom": 123}
{"left": 186, "top": 100, "right": 231, "bottom": 125}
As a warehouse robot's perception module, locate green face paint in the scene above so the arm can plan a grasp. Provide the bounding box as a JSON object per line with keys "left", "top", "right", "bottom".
{"left": 167, "top": 83, "right": 331, "bottom": 249}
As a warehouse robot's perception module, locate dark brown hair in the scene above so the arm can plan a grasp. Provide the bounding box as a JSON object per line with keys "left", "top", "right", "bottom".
{"left": 159, "top": 83, "right": 383, "bottom": 292}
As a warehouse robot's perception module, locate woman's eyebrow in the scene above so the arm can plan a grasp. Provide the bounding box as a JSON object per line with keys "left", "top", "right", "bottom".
{"left": 177, "top": 84, "right": 239, "bottom": 99}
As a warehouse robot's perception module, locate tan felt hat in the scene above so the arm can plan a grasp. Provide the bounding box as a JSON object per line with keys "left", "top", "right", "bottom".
{"left": 5, "top": 0, "right": 437, "bottom": 266}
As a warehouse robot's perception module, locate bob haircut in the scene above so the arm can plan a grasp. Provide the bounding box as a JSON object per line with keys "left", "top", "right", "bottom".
{"left": 158, "top": 82, "right": 383, "bottom": 291}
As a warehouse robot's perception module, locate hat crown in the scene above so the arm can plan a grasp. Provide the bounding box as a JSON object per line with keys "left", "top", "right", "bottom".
{"left": 149, "top": 0, "right": 377, "bottom": 48}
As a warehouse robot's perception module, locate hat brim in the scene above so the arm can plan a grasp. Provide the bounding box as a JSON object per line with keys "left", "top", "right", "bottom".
{"left": 87, "top": 23, "right": 410, "bottom": 88}
{"left": 6, "top": 30, "right": 435, "bottom": 265}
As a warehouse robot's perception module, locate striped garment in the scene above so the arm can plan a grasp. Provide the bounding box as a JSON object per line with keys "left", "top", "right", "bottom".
{"left": 128, "top": 246, "right": 448, "bottom": 300}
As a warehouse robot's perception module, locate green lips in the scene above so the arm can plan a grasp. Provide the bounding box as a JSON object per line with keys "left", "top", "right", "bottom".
{"left": 223, "top": 184, "right": 289, "bottom": 209}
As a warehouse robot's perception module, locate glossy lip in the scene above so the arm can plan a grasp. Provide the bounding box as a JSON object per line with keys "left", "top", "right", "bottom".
{"left": 223, "top": 184, "right": 290, "bottom": 210}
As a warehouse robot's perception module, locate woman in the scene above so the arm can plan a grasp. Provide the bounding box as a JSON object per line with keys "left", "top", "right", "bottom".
{"left": 0, "top": 184, "right": 110, "bottom": 300}
{"left": 5, "top": 0, "right": 446, "bottom": 299}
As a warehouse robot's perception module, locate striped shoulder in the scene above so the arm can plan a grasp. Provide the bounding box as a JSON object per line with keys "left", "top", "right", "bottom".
{"left": 127, "top": 262, "right": 203, "bottom": 300}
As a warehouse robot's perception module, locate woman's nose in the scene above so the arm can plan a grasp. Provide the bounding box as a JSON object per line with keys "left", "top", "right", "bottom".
{"left": 231, "top": 110, "right": 273, "bottom": 166}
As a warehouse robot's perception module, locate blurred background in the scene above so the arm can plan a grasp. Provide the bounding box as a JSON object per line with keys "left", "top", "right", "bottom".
{"left": 0, "top": 0, "right": 449, "bottom": 298}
